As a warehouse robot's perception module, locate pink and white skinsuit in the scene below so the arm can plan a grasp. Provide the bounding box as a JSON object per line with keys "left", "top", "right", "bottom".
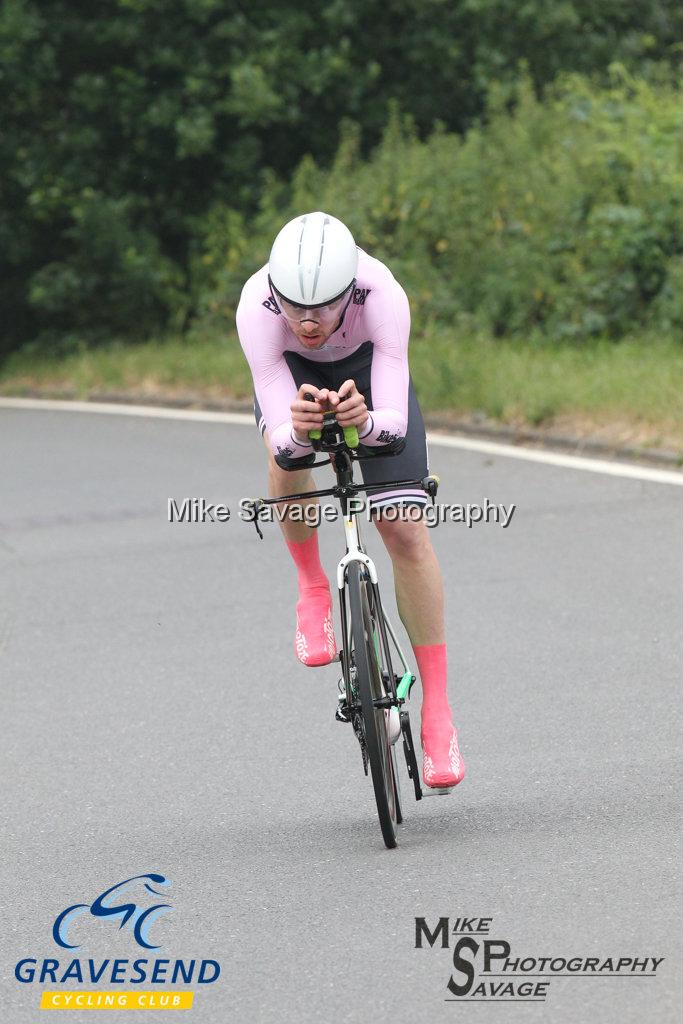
{"left": 236, "top": 248, "right": 466, "bottom": 788}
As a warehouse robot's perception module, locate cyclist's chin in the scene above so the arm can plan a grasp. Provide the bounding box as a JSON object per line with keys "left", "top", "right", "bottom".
{"left": 299, "top": 332, "right": 326, "bottom": 349}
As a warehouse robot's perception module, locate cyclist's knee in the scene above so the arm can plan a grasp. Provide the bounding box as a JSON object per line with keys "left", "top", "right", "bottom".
{"left": 373, "top": 510, "right": 430, "bottom": 558}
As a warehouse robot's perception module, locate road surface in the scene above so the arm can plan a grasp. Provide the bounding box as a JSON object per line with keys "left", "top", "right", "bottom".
{"left": 0, "top": 401, "right": 680, "bottom": 1022}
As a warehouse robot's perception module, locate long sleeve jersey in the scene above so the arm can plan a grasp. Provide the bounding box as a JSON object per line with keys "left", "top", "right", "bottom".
{"left": 236, "top": 248, "right": 410, "bottom": 461}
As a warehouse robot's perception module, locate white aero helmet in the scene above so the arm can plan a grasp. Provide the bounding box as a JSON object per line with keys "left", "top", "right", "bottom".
{"left": 268, "top": 211, "right": 358, "bottom": 320}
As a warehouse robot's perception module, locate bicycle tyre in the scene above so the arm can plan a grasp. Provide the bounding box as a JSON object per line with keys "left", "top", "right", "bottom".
{"left": 392, "top": 746, "right": 403, "bottom": 825}
{"left": 365, "top": 583, "right": 404, "bottom": 826}
{"left": 347, "top": 561, "right": 399, "bottom": 848}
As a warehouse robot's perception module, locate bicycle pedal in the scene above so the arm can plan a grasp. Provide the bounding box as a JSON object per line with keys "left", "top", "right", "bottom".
{"left": 422, "top": 785, "right": 454, "bottom": 797}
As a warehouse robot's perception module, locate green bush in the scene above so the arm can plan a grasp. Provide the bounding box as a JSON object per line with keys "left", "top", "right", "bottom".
{"left": 4, "top": 2, "right": 683, "bottom": 354}
{"left": 194, "top": 69, "right": 683, "bottom": 345}
{"left": 27, "top": 192, "right": 186, "bottom": 343}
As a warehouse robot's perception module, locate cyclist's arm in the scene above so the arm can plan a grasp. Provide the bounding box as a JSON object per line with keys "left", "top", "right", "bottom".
{"left": 356, "top": 274, "right": 410, "bottom": 447}
{"left": 236, "top": 294, "right": 314, "bottom": 463}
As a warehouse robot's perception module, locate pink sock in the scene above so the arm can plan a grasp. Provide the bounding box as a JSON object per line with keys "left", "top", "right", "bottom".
{"left": 413, "top": 642, "right": 465, "bottom": 786}
{"left": 286, "top": 533, "right": 336, "bottom": 665}
{"left": 413, "top": 642, "right": 453, "bottom": 737}
{"left": 286, "top": 532, "right": 329, "bottom": 594}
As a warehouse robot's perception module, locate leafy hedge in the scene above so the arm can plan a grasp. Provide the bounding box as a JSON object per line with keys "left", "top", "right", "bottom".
{"left": 196, "top": 69, "right": 683, "bottom": 345}
{"left": 3, "top": 1, "right": 683, "bottom": 355}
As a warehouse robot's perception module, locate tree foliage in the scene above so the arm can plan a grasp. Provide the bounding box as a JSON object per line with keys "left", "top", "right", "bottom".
{"left": 1, "top": 0, "right": 682, "bottom": 352}
{"left": 197, "top": 73, "right": 683, "bottom": 343}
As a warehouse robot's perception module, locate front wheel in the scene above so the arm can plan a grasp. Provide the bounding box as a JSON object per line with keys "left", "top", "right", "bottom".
{"left": 347, "top": 561, "right": 399, "bottom": 848}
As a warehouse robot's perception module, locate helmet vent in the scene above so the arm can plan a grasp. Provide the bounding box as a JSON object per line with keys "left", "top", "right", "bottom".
{"left": 311, "top": 216, "right": 330, "bottom": 300}
{"left": 297, "top": 216, "right": 307, "bottom": 298}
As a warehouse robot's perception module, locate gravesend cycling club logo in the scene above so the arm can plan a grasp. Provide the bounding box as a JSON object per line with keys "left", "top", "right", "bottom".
{"left": 415, "top": 916, "right": 665, "bottom": 1004}
{"left": 53, "top": 873, "right": 172, "bottom": 950}
{"left": 14, "top": 872, "right": 221, "bottom": 1012}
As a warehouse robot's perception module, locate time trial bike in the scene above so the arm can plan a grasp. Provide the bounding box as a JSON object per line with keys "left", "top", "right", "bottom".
{"left": 243, "top": 410, "right": 452, "bottom": 848}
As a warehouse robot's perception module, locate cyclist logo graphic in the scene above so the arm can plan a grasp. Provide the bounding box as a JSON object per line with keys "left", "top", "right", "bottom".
{"left": 52, "top": 873, "right": 172, "bottom": 951}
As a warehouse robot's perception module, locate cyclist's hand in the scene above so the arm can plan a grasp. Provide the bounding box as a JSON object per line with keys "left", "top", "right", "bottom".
{"left": 328, "top": 379, "right": 369, "bottom": 431}
{"left": 291, "top": 384, "right": 330, "bottom": 440}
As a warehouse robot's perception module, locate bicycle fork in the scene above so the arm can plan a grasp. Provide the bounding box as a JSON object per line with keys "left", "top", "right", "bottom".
{"left": 335, "top": 510, "right": 416, "bottom": 743}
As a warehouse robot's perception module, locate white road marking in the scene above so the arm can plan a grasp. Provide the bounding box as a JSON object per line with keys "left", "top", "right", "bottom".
{"left": 0, "top": 397, "right": 250, "bottom": 425}
{"left": 1, "top": 396, "right": 681, "bottom": 486}
{"left": 426, "top": 432, "right": 683, "bottom": 485}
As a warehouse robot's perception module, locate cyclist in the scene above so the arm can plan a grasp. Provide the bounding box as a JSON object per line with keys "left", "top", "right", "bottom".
{"left": 236, "top": 211, "right": 465, "bottom": 789}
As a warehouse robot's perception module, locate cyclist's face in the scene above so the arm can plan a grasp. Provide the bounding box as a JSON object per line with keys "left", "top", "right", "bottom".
{"left": 290, "top": 317, "right": 337, "bottom": 349}
{"left": 273, "top": 285, "right": 353, "bottom": 348}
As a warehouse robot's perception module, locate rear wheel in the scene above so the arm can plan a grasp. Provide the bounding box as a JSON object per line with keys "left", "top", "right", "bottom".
{"left": 347, "top": 561, "right": 399, "bottom": 848}
{"left": 391, "top": 745, "right": 403, "bottom": 824}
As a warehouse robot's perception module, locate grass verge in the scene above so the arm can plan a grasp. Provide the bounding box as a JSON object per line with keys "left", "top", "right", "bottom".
{"left": 1, "top": 328, "right": 681, "bottom": 452}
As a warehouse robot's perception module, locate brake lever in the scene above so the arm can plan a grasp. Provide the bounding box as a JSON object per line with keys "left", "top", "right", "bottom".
{"left": 243, "top": 498, "right": 264, "bottom": 540}
{"left": 421, "top": 474, "right": 440, "bottom": 505}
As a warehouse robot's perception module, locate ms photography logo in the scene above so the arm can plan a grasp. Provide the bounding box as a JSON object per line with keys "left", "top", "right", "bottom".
{"left": 14, "top": 873, "right": 221, "bottom": 1012}
{"left": 416, "top": 916, "right": 665, "bottom": 1004}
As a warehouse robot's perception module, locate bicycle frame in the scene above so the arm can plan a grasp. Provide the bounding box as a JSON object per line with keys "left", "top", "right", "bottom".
{"left": 336, "top": 499, "right": 412, "bottom": 712}
{"left": 245, "top": 443, "right": 425, "bottom": 691}
{"left": 243, "top": 416, "right": 438, "bottom": 803}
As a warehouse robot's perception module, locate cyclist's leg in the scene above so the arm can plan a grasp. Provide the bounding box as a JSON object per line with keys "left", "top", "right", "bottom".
{"left": 259, "top": 427, "right": 318, "bottom": 542}
{"left": 350, "top": 371, "right": 466, "bottom": 788}
{"left": 254, "top": 382, "right": 337, "bottom": 666}
{"left": 349, "top": 362, "right": 436, "bottom": 640}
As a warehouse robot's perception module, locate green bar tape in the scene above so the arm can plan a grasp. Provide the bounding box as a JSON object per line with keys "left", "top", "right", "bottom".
{"left": 396, "top": 671, "right": 414, "bottom": 701}
{"left": 308, "top": 425, "right": 359, "bottom": 448}
{"left": 344, "top": 425, "right": 359, "bottom": 448}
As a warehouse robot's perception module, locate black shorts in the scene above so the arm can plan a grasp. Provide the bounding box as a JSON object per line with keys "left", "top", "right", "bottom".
{"left": 253, "top": 341, "right": 430, "bottom": 513}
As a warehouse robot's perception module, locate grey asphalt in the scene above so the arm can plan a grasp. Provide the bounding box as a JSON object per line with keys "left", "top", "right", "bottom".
{"left": 0, "top": 406, "right": 681, "bottom": 1024}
